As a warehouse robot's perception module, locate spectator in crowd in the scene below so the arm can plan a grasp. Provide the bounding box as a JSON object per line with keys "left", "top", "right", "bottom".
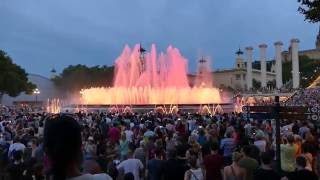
{"left": 184, "top": 153, "right": 205, "bottom": 180}
{"left": 281, "top": 135, "right": 296, "bottom": 174}
{"left": 163, "top": 149, "right": 188, "bottom": 180}
{"left": 223, "top": 152, "right": 246, "bottom": 180}
{"left": 8, "top": 137, "right": 26, "bottom": 159}
{"left": 238, "top": 146, "right": 259, "bottom": 180}
{"left": 146, "top": 149, "right": 164, "bottom": 180}
{"left": 281, "top": 156, "right": 318, "bottom": 180}
{"left": 43, "top": 114, "right": 112, "bottom": 180}
{"left": 254, "top": 151, "right": 281, "bottom": 180}
{"left": 119, "top": 133, "right": 129, "bottom": 161}
{"left": 203, "top": 143, "right": 224, "bottom": 180}
{"left": 117, "top": 148, "right": 144, "bottom": 180}
{"left": 253, "top": 133, "right": 267, "bottom": 153}
{"left": 6, "top": 150, "right": 26, "bottom": 180}
{"left": 0, "top": 103, "right": 319, "bottom": 180}
{"left": 220, "top": 131, "right": 236, "bottom": 166}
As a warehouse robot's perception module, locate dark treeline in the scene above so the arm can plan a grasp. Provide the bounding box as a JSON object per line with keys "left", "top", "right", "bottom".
{"left": 52, "top": 64, "right": 114, "bottom": 93}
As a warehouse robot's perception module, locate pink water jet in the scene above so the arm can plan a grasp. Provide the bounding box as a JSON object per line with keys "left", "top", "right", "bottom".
{"left": 80, "top": 44, "right": 222, "bottom": 104}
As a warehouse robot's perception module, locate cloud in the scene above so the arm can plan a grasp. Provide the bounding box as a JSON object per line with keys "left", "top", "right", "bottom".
{"left": 0, "top": 0, "right": 317, "bottom": 76}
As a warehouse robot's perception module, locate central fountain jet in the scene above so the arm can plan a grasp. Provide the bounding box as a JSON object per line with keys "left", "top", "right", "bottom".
{"left": 80, "top": 44, "right": 222, "bottom": 105}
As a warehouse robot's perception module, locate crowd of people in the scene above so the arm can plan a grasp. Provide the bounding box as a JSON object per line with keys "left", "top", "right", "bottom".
{"left": 0, "top": 105, "right": 319, "bottom": 180}
{"left": 286, "top": 88, "right": 320, "bottom": 106}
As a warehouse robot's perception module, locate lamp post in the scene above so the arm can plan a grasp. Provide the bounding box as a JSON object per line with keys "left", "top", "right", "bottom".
{"left": 33, "top": 88, "right": 40, "bottom": 105}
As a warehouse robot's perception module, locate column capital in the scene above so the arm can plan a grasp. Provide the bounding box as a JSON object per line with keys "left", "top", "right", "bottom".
{"left": 245, "top": 46, "right": 253, "bottom": 51}
{"left": 259, "top": 44, "right": 268, "bottom": 48}
{"left": 274, "top": 41, "right": 283, "bottom": 46}
{"left": 291, "top": 38, "right": 300, "bottom": 43}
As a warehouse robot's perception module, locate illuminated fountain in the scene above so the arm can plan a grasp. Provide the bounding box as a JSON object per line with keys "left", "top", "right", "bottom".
{"left": 46, "top": 98, "right": 61, "bottom": 113}
{"left": 80, "top": 44, "right": 222, "bottom": 105}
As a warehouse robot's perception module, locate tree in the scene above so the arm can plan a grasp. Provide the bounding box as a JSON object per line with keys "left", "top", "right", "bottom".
{"left": 0, "top": 50, "right": 36, "bottom": 103}
{"left": 52, "top": 65, "right": 114, "bottom": 95}
{"left": 298, "top": 0, "right": 320, "bottom": 23}
{"left": 282, "top": 55, "right": 320, "bottom": 88}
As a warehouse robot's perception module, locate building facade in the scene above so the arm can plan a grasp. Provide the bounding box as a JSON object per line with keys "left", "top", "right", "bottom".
{"left": 2, "top": 74, "right": 60, "bottom": 106}
{"left": 212, "top": 49, "right": 276, "bottom": 91}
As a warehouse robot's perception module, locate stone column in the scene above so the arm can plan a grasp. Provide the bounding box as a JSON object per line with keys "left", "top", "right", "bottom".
{"left": 245, "top": 47, "right": 253, "bottom": 90}
{"left": 274, "top": 41, "right": 283, "bottom": 89}
{"left": 259, "top": 44, "right": 268, "bottom": 88}
{"left": 291, "top": 38, "right": 300, "bottom": 89}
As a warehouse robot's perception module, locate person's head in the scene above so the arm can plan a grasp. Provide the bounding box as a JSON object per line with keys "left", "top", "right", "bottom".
{"left": 188, "top": 154, "right": 198, "bottom": 168}
{"left": 260, "top": 151, "right": 273, "bottom": 165}
{"left": 210, "top": 142, "right": 219, "bottom": 153}
{"left": 302, "top": 121, "right": 308, "bottom": 127}
{"left": 167, "top": 149, "right": 176, "bottom": 159}
{"left": 176, "top": 144, "right": 187, "bottom": 158}
{"left": 305, "top": 132, "right": 314, "bottom": 142}
{"left": 198, "top": 128, "right": 205, "bottom": 136}
{"left": 255, "top": 133, "right": 264, "bottom": 141}
{"left": 121, "top": 133, "right": 126, "bottom": 141}
{"left": 287, "top": 134, "right": 295, "bottom": 144}
{"left": 87, "top": 136, "right": 94, "bottom": 144}
{"left": 225, "top": 131, "right": 232, "bottom": 138}
{"left": 242, "top": 145, "right": 251, "bottom": 157}
{"left": 232, "top": 152, "right": 243, "bottom": 163}
{"left": 124, "top": 172, "right": 134, "bottom": 180}
{"left": 296, "top": 156, "right": 307, "bottom": 169}
{"left": 82, "top": 160, "right": 101, "bottom": 174}
{"left": 294, "top": 135, "right": 302, "bottom": 143}
{"left": 154, "top": 149, "right": 162, "bottom": 159}
{"left": 127, "top": 147, "right": 135, "bottom": 158}
{"left": 13, "top": 137, "right": 21, "bottom": 143}
{"left": 13, "top": 150, "right": 23, "bottom": 162}
{"left": 43, "top": 114, "right": 82, "bottom": 180}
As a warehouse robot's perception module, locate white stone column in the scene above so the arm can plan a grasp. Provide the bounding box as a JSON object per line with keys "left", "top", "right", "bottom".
{"left": 274, "top": 41, "right": 283, "bottom": 89}
{"left": 259, "top": 44, "right": 268, "bottom": 88}
{"left": 245, "top": 47, "right": 253, "bottom": 90}
{"left": 291, "top": 38, "right": 300, "bottom": 89}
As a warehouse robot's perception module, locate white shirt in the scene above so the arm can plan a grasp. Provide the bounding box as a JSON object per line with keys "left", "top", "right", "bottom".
{"left": 37, "top": 127, "right": 44, "bottom": 137}
{"left": 117, "top": 158, "right": 144, "bottom": 180}
{"left": 254, "top": 140, "right": 267, "bottom": 153}
{"left": 67, "top": 173, "right": 112, "bottom": 180}
{"left": 8, "top": 142, "right": 26, "bottom": 157}
{"left": 125, "top": 130, "right": 134, "bottom": 142}
{"left": 189, "top": 168, "right": 204, "bottom": 180}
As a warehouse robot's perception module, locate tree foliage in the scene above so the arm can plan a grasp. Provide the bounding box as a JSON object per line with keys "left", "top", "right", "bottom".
{"left": 298, "top": 0, "right": 320, "bottom": 23}
{"left": 53, "top": 64, "right": 114, "bottom": 93}
{"left": 0, "top": 50, "right": 36, "bottom": 102}
{"left": 282, "top": 55, "right": 320, "bottom": 88}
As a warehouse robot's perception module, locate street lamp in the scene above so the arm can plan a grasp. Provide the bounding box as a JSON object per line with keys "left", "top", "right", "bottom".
{"left": 33, "top": 88, "right": 40, "bottom": 105}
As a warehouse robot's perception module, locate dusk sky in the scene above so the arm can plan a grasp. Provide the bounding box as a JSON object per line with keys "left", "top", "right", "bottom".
{"left": 0, "top": 0, "right": 318, "bottom": 77}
